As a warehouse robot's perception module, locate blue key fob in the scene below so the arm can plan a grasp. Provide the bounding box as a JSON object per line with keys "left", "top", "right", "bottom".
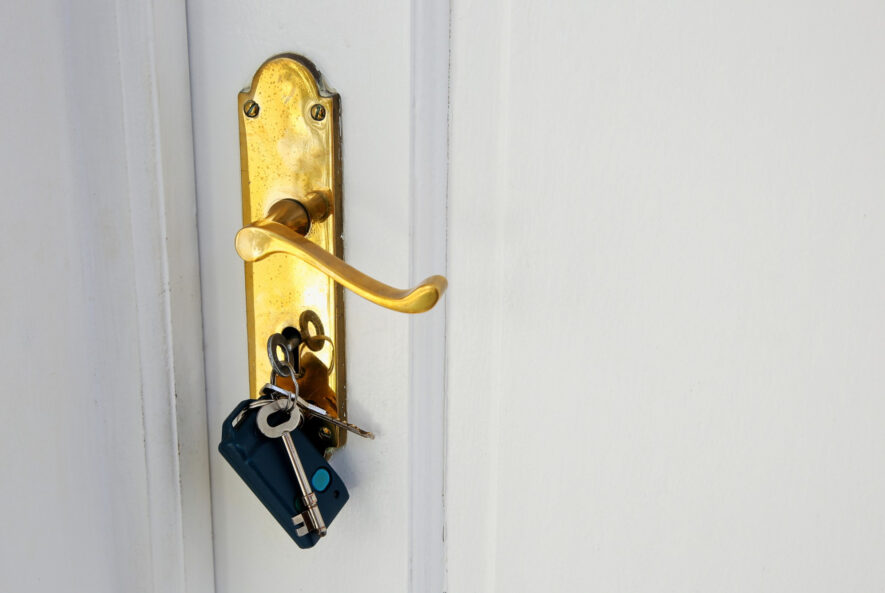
{"left": 218, "top": 398, "right": 349, "bottom": 548}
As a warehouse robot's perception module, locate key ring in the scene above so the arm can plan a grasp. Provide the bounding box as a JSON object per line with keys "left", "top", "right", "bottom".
{"left": 267, "top": 332, "right": 301, "bottom": 412}
{"left": 268, "top": 367, "right": 299, "bottom": 412}
{"left": 267, "top": 332, "right": 299, "bottom": 379}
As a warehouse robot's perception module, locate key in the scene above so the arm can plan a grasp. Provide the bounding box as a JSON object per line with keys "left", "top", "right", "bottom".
{"left": 256, "top": 403, "right": 327, "bottom": 537}
{"left": 219, "top": 397, "right": 349, "bottom": 547}
{"left": 261, "top": 383, "right": 375, "bottom": 439}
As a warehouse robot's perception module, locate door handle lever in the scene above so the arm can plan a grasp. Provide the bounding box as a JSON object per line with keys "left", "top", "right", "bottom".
{"left": 236, "top": 197, "right": 447, "bottom": 314}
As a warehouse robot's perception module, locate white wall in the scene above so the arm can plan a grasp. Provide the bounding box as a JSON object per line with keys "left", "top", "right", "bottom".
{"left": 447, "top": 1, "right": 885, "bottom": 591}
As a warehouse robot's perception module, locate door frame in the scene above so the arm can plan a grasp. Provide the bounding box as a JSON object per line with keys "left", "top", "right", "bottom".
{"left": 117, "top": 1, "right": 214, "bottom": 591}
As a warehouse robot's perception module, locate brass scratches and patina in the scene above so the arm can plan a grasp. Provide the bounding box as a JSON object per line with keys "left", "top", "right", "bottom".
{"left": 236, "top": 54, "right": 448, "bottom": 454}
{"left": 237, "top": 55, "right": 346, "bottom": 450}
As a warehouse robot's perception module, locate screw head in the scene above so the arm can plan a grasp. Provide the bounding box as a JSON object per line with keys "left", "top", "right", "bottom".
{"left": 310, "top": 104, "right": 326, "bottom": 121}
{"left": 318, "top": 426, "right": 333, "bottom": 440}
{"left": 243, "top": 100, "right": 260, "bottom": 118}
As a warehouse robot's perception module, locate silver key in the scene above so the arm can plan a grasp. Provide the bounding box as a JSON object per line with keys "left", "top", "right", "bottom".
{"left": 256, "top": 403, "right": 327, "bottom": 537}
{"left": 261, "top": 382, "right": 375, "bottom": 439}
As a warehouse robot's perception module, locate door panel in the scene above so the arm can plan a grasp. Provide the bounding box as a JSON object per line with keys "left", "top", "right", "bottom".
{"left": 188, "top": 0, "right": 885, "bottom": 590}
{"left": 446, "top": 2, "right": 885, "bottom": 591}
{"left": 447, "top": 1, "right": 885, "bottom": 591}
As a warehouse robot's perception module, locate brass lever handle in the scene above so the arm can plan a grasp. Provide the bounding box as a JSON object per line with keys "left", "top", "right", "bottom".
{"left": 236, "top": 198, "right": 447, "bottom": 314}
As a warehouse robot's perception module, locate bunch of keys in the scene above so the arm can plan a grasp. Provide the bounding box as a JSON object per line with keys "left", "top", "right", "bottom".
{"left": 219, "top": 325, "right": 374, "bottom": 548}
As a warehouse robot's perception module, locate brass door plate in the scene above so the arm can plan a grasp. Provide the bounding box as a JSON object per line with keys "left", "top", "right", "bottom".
{"left": 238, "top": 55, "right": 346, "bottom": 452}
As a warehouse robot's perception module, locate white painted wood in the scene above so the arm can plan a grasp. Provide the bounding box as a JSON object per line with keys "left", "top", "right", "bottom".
{"left": 408, "top": 0, "right": 450, "bottom": 591}
{"left": 0, "top": 1, "right": 212, "bottom": 592}
{"left": 187, "top": 0, "right": 448, "bottom": 591}
{"left": 447, "top": 1, "right": 885, "bottom": 591}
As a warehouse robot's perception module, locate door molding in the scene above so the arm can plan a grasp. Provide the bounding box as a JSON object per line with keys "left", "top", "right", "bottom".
{"left": 116, "top": 1, "right": 214, "bottom": 591}
{"left": 408, "top": 0, "right": 450, "bottom": 590}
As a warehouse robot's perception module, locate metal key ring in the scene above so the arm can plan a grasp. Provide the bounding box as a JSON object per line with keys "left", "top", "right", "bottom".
{"left": 267, "top": 332, "right": 296, "bottom": 378}
{"left": 268, "top": 369, "right": 298, "bottom": 412}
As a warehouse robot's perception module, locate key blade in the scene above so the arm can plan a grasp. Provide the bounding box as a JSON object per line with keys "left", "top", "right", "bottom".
{"left": 261, "top": 383, "right": 291, "bottom": 399}
{"left": 298, "top": 401, "right": 375, "bottom": 439}
{"left": 315, "top": 414, "right": 375, "bottom": 439}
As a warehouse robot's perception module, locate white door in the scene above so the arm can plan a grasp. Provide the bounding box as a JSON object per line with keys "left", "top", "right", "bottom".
{"left": 5, "top": 1, "right": 884, "bottom": 592}
{"left": 191, "top": 1, "right": 885, "bottom": 592}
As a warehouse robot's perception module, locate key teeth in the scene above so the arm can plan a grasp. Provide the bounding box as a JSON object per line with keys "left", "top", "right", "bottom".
{"left": 293, "top": 513, "right": 310, "bottom": 537}
{"left": 292, "top": 512, "right": 327, "bottom": 538}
